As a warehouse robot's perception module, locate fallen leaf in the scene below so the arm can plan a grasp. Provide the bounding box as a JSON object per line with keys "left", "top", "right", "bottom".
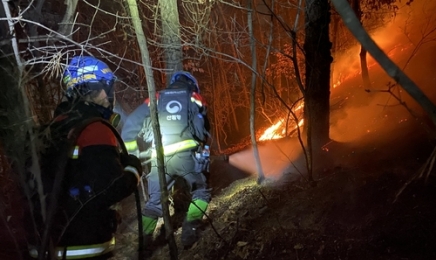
{"left": 237, "top": 241, "right": 248, "bottom": 247}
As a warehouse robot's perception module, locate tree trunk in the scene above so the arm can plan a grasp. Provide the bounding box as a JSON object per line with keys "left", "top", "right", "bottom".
{"left": 304, "top": 0, "right": 331, "bottom": 147}
{"left": 248, "top": 0, "right": 265, "bottom": 184}
{"left": 351, "top": 0, "right": 372, "bottom": 90}
{"left": 218, "top": 4, "right": 249, "bottom": 130}
{"left": 304, "top": 0, "right": 332, "bottom": 180}
{"left": 126, "top": 0, "right": 178, "bottom": 258}
{"left": 359, "top": 46, "right": 372, "bottom": 89}
{"left": 330, "top": 12, "right": 339, "bottom": 87}
{"left": 58, "top": 0, "right": 79, "bottom": 38}
{"left": 159, "top": 0, "right": 183, "bottom": 82}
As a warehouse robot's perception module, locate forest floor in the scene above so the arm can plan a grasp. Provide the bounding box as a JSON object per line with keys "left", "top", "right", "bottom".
{"left": 110, "top": 42, "right": 436, "bottom": 260}
{"left": 1, "top": 110, "right": 436, "bottom": 260}
{"left": 111, "top": 116, "right": 436, "bottom": 260}
{"left": 2, "top": 52, "right": 436, "bottom": 259}
{"left": 3, "top": 113, "right": 435, "bottom": 260}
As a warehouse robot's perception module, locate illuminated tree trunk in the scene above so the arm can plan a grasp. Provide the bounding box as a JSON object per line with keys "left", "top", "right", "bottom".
{"left": 126, "top": 0, "right": 178, "bottom": 258}
{"left": 351, "top": 0, "right": 372, "bottom": 90}
{"left": 159, "top": 0, "right": 183, "bottom": 81}
{"left": 330, "top": 12, "right": 340, "bottom": 87}
{"left": 304, "top": 0, "right": 332, "bottom": 180}
{"left": 248, "top": 0, "right": 265, "bottom": 184}
{"left": 218, "top": 4, "right": 249, "bottom": 130}
{"left": 58, "top": 0, "right": 79, "bottom": 38}
{"left": 207, "top": 25, "right": 231, "bottom": 150}
{"left": 208, "top": 8, "right": 251, "bottom": 150}
{"left": 206, "top": 61, "right": 222, "bottom": 151}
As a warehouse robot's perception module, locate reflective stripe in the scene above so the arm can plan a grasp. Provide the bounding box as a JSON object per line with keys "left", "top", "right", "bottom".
{"left": 124, "top": 140, "right": 138, "bottom": 152}
{"left": 191, "top": 96, "right": 203, "bottom": 107}
{"left": 152, "top": 139, "right": 198, "bottom": 157}
{"left": 70, "top": 146, "right": 79, "bottom": 159}
{"left": 29, "top": 237, "right": 115, "bottom": 259}
{"left": 57, "top": 237, "right": 115, "bottom": 259}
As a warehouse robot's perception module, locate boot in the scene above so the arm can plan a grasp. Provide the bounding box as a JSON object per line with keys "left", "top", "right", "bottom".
{"left": 181, "top": 219, "right": 202, "bottom": 248}
{"left": 182, "top": 199, "right": 208, "bottom": 248}
{"left": 143, "top": 233, "right": 153, "bottom": 250}
{"left": 140, "top": 215, "right": 157, "bottom": 257}
{"left": 138, "top": 234, "right": 153, "bottom": 259}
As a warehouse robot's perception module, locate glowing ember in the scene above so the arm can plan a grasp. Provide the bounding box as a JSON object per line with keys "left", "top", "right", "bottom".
{"left": 333, "top": 80, "right": 341, "bottom": 88}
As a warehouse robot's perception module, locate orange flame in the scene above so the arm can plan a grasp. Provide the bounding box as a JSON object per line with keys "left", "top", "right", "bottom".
{"left": 259, "top": 102, "right": 305, "bottom": 142}
{"left": 259, "top": 120, "right": 285, "bottom": 141}
{"left": 259, "top": 102, "right": 305, "bottom": 141}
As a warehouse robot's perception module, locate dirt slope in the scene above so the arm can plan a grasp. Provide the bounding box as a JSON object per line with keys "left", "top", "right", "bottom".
{"left": 111, "top": 118, "right": 436, "bottom": 260}
{"left": 1, "top": 109, "right": 434, "bottom": 260}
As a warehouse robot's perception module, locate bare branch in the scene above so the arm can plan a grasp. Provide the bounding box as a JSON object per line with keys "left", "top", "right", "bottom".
{"left": 1, "top": 0, "right": 22, "bottom": 71}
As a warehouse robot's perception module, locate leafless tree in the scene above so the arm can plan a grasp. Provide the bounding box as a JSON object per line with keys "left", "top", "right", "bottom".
{"left": 126, "top": 0, "right": 178, "bottom": 258}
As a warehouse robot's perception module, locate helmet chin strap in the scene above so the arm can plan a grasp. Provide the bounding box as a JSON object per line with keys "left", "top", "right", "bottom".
{"left": 91, "top": 102, "right": 121, "bottom": 128}
{"left": 89, "top": 89, "right": 120, "bottom": 127}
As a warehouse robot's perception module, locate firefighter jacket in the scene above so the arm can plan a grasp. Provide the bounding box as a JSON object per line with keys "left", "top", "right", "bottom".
{"left": 121, "top": 89, "right": 210, "bottom": 157}
{"left": 36, "top": 100, "right": 139, "bottom": 259}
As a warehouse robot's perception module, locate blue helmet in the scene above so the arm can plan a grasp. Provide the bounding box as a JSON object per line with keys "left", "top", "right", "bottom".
{"left": 170, "top": 71, "right": 200, "bottom": 93}
{"left": 63, "top": 56, "right": 115, "bottom": 91}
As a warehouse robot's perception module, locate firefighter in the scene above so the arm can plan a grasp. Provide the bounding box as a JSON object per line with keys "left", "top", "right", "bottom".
{"left": 30, "top": 56, "right": 142, "bottom": 259}
{"left": 121, "top": 71, "right": 211, "bottom": 249}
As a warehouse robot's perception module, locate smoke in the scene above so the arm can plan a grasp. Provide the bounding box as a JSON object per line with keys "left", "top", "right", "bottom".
{"left": 229, "top": 1, "right": 436, "bottom": 179}
{"left": 330, "top": 0, "right": 436, "bottom": 142}
{"left": 229, "top": 137, "right": 306, "bottom": 180}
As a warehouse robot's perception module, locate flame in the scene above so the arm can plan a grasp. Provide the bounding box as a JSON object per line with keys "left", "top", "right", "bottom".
{"left": 259, "top": 120, "right": 285, "bottom": 141}
{"left": 259, "top": 118, "right": 304, "bottom": 141}
{"left": 259, "top": 17, "right": 416, "bottom": 141}
{"left": 259, "top": 102, "right": 305, "bottom": 141}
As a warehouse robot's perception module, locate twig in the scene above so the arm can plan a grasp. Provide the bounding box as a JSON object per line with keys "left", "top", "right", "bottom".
{"left": 394, "top": 145, "right": 436, "bottom": 203}
{"left": 1, "top": 0, "right": 23, "bottom": 71}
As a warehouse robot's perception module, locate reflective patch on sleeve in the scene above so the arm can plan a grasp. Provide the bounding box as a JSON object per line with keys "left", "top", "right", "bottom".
{"left": 70, "top": 145, "right": 80, "bottom": 159}
{"left": 191, "top": 92, "right": 206, "bottom": 107}
{"left": 124, "top": 140, "right": 138, "bottom": 152}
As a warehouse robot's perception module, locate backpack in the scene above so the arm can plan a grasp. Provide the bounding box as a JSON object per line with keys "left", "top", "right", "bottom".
{"left": 28, "top": 115, "right": 129, "bottom": 257}
{"left": 26, "top": 115, "right": 96, "bottom": 254}
{"left": 141, "top": 85, "right": 207, "bottom": 147}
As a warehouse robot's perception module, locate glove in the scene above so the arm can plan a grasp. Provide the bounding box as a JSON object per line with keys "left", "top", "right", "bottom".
{"left": 120, "top": 153, "right": 143, "bottom": 183}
